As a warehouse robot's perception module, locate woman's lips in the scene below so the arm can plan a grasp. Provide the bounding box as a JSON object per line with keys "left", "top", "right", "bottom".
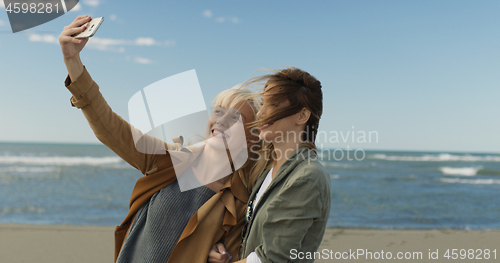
{"left": 211, "top": 128, "right": 229, "bottom": 138}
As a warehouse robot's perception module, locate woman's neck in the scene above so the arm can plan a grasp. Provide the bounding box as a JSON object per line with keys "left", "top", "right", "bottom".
{"left": 193, "top": 144, "right": 233, "bottom": 192}
{"left": 271, "top": 140, "right": 301, "bottom": 178}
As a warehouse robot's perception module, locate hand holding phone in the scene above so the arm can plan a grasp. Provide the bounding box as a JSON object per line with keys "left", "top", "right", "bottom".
{"left": 73, "top": 17, "right": 104, "bottom": 39}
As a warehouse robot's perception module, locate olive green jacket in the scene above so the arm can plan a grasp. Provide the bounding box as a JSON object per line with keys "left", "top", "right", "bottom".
{"left": 241, "top": 147, "right": 331, "bottom": 263}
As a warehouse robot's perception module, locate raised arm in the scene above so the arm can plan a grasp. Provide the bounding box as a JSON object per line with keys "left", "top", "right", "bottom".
{"left": 59, "top": 15, "right": 88, "bottom": 81}
{"left": 59, "top": 16, "right": 165, "bottom": 174}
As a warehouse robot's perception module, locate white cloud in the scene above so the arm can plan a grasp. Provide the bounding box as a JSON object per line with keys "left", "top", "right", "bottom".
{"left": 0, "top": 19, "right": 4, "bottom": 27}
{"left": 88, "top": 36, "right": 173, "bottom": 49}
{"left": 164, "top": 40, "right": 175, "bottom": 46}
{"left": 109, "top": 14, "right": 117, "bottom": 21}
{"left": 89, "top": 37, "right": 127, "bottom": 46}
{"left": 135, "top": 37, "right": 156, "bottom": 46}
{"left": 69, "top": 2, "right": 82, "bottom": 12}
{"left": 204, "top": 10, "right": 240, "bottom": 24}
{"left": 87, "top": 41, "right": 126, "bottom": 52}
{"left": 0, "top": 0, "right": 5, "bottom": 9}
{"left": 83, "top": 0, "right": 100, "bottom": 7}
{"left": 27, "top": 34, "right": 174, "bottom": 53}
{"left": 202, "top": 10, "right": 212, "bottom": 18}
{"left": 134, "top": 56, "right": 153, "bottom": 64}
{"left": 28, "top": 34, "right": 59, "bottom": 44}
{"left": 87, "top": 36, "right": 175, "bottom": 52}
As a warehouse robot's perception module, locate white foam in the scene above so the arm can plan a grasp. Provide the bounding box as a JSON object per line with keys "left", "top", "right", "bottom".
{"left": 330, "top": 174, "right": 340, "bottom": 179}
{"left": 440, "top": 177, "right": 500, "bottom": 185}
{"left": 319, "top": 161, "right": 352, "bottom": 168}
{"left": 0, "top": 166, "right": 59, "bottom": 173}
{"left": 370, "top": 153, "right": 500, "bottom": 162}
{"left": 0, "top": 205, "right": 46, "bottom": 215}
{"left": 439, "top": 167, "right": 481, "bottom": 176}
{"left": 0, "top": 155, "right": 122, "bottom": 166}
{"left": 0, "top": 166, "right": 62, "bottom": 182}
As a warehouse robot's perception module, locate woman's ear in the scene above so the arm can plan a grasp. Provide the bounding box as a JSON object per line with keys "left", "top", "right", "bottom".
{"left": 296, "top": 108, "right": 311, "bottom": 125}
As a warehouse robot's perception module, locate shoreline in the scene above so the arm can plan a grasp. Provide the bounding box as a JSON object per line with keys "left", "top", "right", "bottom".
{"left": 1, "top": 224, "right": 498, "bottom": 262}
{"left": 4, "top": 223, "right": 498, "bottom": 231}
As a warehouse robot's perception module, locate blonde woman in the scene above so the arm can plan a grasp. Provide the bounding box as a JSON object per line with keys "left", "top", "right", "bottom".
{"left": 59, "top": 15, "right": 262, "bottom": 262}
{"left": 209, "top": 68, "right": 331, "bottom": 263}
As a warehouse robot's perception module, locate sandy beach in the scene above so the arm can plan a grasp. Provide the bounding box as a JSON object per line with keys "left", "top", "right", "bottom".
{"left": 316, "top": 228, "right": 499, "bottom": 262}
{"left": 1, "top": 224, "right": 498, "bottom": 263}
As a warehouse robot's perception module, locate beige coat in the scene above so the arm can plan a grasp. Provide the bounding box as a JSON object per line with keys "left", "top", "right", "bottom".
{"left": 64, "top": 66, "right": 249, "bottom": 262}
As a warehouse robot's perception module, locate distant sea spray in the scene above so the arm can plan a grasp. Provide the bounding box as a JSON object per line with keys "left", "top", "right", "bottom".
{"left": 0, "top": 155, "right": 122, "bottom": 166}
{"left": 369, "top": 153, "right": 500, "bottom": 162}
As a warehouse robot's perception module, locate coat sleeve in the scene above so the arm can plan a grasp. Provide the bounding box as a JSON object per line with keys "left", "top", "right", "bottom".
{"left": 64, "top": 66, "right": 166, "bottom": 175}
{"left": 254, "top": 168, "right": 326, "bottom": 263}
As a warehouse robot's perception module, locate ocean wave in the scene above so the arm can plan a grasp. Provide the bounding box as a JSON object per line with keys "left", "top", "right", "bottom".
{"left": 369, "top": 153, "right": 500, "bottom": 162}
{"left": 0, "top": 205, "right": 46, "bottom": 215}
{"left": 0, "top": 155, "right": 122, "bottom": 166}
{"left": 440, "top": 177, "right": 500, "bottom": 185}
{"left": 319, "top": 161, "right": 353, "bottom": 169}
{"left": 0, "top": 167, "right": 62, "bottom": 183}
{"left": 0, "top": 166, "right": 59, "bottom": 173}
{"left": 439, "top": 167, "right": 481, "bottom": 176}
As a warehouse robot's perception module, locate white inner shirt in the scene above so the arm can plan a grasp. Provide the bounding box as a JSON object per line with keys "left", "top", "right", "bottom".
{"left": 253, "top": 167, "right": 273, "bottom": 208}
{"left": 246, "top": 167, "right": 273, "bottom": 263}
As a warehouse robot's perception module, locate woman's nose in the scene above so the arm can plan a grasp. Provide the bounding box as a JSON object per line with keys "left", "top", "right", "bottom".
{"left": 215, "top": 114, "right": 232, "bottom": 128}
{"left": 215, "top": 117, "right": 226, "bottom": 127}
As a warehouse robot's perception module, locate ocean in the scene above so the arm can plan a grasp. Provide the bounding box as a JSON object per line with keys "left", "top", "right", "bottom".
{"left": 1, "top": 142, "right": 499, "bottom": 230}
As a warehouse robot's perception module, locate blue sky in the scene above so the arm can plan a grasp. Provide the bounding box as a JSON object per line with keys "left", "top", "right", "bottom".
{"left": 0, "top": 0, "right": 499, "bottom": 153}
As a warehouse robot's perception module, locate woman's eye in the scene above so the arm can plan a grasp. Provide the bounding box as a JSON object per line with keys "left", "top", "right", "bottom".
{"left": 262, "top": 101, "right": 278, "bottom": 108}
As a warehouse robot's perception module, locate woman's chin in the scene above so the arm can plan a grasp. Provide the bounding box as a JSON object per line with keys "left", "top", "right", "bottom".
{"left": 259, "top": 131, "right": 274, "bottom": 143}
{"left": 206, "top": 137, "right": 227, "bottom": 150}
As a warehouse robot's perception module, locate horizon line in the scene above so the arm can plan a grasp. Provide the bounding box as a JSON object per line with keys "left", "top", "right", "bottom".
{"left": 0, "top": 140, "right": 498, "bottom": 155}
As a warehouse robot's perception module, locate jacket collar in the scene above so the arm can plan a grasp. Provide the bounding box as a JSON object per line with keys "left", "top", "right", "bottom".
{"left": 250, "top": 146, "right": 316, "bottom": 198}
{"left": 247, "top": 146, "right": 317, "bottom": 228}
{"left": 221, "top": 170, "right": 249, "bottom": 203}
{"left": 270, "top": 146, "right": 316, "bottom": 186}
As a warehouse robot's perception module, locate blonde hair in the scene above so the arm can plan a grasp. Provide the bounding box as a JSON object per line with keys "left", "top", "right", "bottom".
{"left": 211, "top": 84, "right": 263, "bottom": 192}
{"left": 213, "top": 84, "right": 261, "bottom": 117}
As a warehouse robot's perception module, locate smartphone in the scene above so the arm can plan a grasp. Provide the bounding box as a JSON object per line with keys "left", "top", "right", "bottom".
{"left": 74, "top": 17, "right": 104, "bottom": 39}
